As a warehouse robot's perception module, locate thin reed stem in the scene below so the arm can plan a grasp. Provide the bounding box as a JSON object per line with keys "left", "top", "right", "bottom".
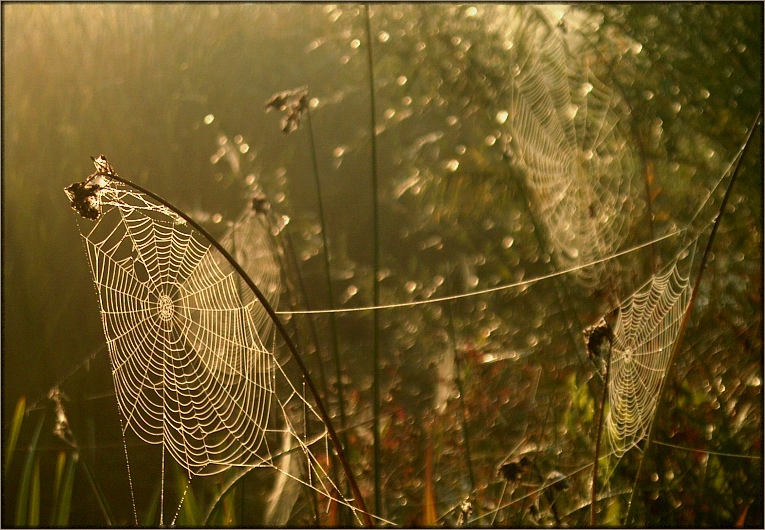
{"left": 364, "top": 4, "right": 383, "bottom": 517}
{"left": 445, "top": 277, "right": 477, "bottom": 497}
{"left": 304, "top": 107, "right": 351, "bottom": 443}
{"left": 590, "top": 342, "right": 612, "bottom": 526}
{"left": 304, "top": 101, "right": 354, "bottom": 524}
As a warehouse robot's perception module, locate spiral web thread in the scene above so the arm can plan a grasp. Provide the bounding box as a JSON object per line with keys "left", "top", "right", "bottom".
{"left": 498, "top": 8, "right": 639, "bottom": 287}
{"left": 73, "top": 178, "right": 360, "bottom": 522}
{"left": 605, "top": 246, "right": 695, "bottom": 458}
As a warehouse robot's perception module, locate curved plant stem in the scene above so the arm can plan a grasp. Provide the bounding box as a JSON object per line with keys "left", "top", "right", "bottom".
{"left": 624, "top": 110, "right": 761, "bottom": 525}
{"left": 364, "top": 4, "right": 383, "bottom": 517}
{"left": 105, "top": 173, "right": 374, "bottom": 527}
{"left": 590, "top": 343, "right": 612, "bottom": 527}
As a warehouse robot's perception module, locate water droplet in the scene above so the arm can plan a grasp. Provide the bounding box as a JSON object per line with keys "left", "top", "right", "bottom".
{"left": 405, "top": 281, "right": 417, "bottom": 293}
{"left": 350, "top": 39, "right": 361, "bottom": 49}
{"left": 402, "top": 96, "right": 412, "bottom": 106}
{"left": 239, "top": 144, "right": 249, "bottom": 154}
{"left": 212, "top": 213, "right": 222, "bottom": 224}
{"left": 342, "top": 285, "right": 359, "bottom": 303}
{"left": 643, "top": 91, "right": 654, "bottom": 100}
{"left": 502, "top": 236, "right": 514, "bottom": 249}
{"left": 496, "top": 110, "right": 509, "bottom": 124}
{"left": 204, "top": 114, "right": 215, "bottom": 125}
{"left": 671, "top": 102, "right": 682, "bottom": 113}
{"left": 485, "top": 135, "right": 497, "bottom": 146}
{"left": 218, "top": 134, "right": 228, "bottom": 145}
{"left": 465, "top": 6, "right": 478, "bottom": 16}
{"left": 444, "top": 159, "right": 459, "bottom": 172}
{"left": 582, "top": 82, "right": 594, "bottom": 95}
{"left": 455, "top": 145, "right": 466, "bottom": 155}
{"left": 396, "top": 75, "right": 408, "bottom": 86}
{"left": 446, "top": 115, "right": 458, "bottom": 126}
{"left": 700, "top": 88, "right": 710, "bottom": 99}
{"left": 234, "top": 135, "right": 243, "bottom": 144}
{"left": 378, "top": 31, "right": 390, "bottom": 43}
{"left": 333, "top": 146, "right": 347, "bottom": 158}
{"left": 632, "top": 43, "right": 643, "bottom": 54}
{"left": 384, "top": 108, "right": 396, "bottom": 120}
{"left": 245, "top": 174, "right": 255, "bottom": 186}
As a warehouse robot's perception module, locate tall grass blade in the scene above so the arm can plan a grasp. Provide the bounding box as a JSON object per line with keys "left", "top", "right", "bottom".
{"left": 28, "top": 458, "right": 41, "bottom": 526}
{"left": 53, "top": 451, "right": 77, "bottom": 526}
{"left": 14, "top": 412, "right": 45, "bottom": 526}
{"left": 4, "top": 396, "right": 26, "bottom": 478}
{"left": 49, "top": 451, "right": 67, "bottom": 526}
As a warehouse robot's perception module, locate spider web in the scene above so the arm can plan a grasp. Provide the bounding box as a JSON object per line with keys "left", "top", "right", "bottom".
{"left": 220, "top": 204, "right": 282, "bottom": 344}
{"left": 499, "top": 9, "right": 639, "bottom": 286}
{"left": 69, "top": 174, "right": 361, "bottom": 523}
{"left": 605, "top": 245, "right": 695, "bottom": 458}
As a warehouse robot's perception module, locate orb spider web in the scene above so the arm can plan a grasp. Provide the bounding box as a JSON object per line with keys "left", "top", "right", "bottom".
{"left": 66, "top": 159, "right": 362, "bottom": 525}
{"left": 498, "top": 7, "right": 640, "bottom": 287}
{"left": 604, "top": 242, "right": 696, "bottom": 460}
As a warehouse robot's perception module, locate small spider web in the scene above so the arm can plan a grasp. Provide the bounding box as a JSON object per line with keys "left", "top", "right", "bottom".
{"left": 68, "top": 173, "right": 363, "bottom": 524}
{"left": 220, "top": 204, "right": 282, "bottom": 344}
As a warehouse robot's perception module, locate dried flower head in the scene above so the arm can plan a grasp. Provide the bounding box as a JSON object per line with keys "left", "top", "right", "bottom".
{"left": 265, "top": 86, "right": 309, "bottom": 134}
{"left": 251, "top": 191, "right": 271, "bottom": 214}
{"left": 456, "top": 498, "right": 473, "bottom": 526}
{"left": 500, "top": 455, "right": 532, "bottom": 482}
{"left": 583, "top": 315, "right": 614, "bottom": 359}
{"left": 65, "top": 180, "right": 104, "bottom": 220}
{"left": 65, "top": 154, "right": 118, "bottom": 220}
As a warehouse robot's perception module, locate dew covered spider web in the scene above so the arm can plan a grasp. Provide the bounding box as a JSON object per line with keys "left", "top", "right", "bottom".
{"left": 605, "top": 244, "right": 695, "bottom": 459}
{"left": 66, "top": 158, "right": 364, "bottom": 524}
{"left": 496, "top": 8, "right": 640, "bottom": 287}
